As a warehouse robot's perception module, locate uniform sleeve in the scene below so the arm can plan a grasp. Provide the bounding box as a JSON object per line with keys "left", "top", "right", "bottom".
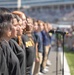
{"left": 35, "top": 34, "right": 40, "bottom": 43}
{"left": 0, "top": 48, "right": 7, "bottom": 73}
{"left": 22, "top": 35, "right": 26, "bottom": 45}
{"left": 9, "top": 39, "right": 26, "bottom": 75}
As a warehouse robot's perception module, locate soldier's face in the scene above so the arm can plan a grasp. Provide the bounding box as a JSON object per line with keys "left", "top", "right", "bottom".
{"left": 11, "top": 18, "right": 19, "bottom": 38}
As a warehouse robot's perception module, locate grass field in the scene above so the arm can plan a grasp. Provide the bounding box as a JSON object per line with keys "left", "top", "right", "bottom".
{"left": 65, "top": 47, "right": 74, "bottom": 75}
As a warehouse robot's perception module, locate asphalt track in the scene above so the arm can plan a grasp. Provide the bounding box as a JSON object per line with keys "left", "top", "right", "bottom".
{"left": 45, "top": 46, "right": 62, "bottom": 75}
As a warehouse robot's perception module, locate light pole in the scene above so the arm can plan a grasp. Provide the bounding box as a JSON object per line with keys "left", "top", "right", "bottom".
{"left": 17, "top": 0, "right": 21, "bottom": 10}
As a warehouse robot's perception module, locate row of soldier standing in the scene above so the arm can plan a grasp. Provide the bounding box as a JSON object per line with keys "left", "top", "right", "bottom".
{"left": 0, "top": 8, "right": 52, "bottom": 75}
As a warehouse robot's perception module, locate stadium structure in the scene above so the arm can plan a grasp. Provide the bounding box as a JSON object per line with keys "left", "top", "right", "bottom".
{"left": 0, "top": 0, "right": 74, "bottom": 8}
{"left": 0, "top": 0, "right": 74, "bottom": 24}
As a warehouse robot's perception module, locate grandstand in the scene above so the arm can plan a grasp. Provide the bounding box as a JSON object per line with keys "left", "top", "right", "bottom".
{"left": 0, "top": 0, "right": 74, "bottom": 24}
{"left": 0, "top": 0, "right": 74, "bottom": 8}
{"left": 22, "top": 0, "right": 74, "bottom": 7}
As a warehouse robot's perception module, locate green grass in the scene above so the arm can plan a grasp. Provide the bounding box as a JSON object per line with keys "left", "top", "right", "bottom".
{"left": 64, "top": 47, "right": 74, "bottom": 75}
